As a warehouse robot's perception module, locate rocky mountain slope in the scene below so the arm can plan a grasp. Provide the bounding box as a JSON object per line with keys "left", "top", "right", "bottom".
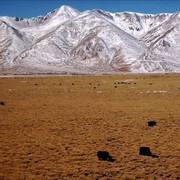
{"left": 0, "top": 5, "right": 179, "bottom": 74}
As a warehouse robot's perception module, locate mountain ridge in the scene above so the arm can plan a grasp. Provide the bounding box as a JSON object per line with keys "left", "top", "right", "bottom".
{"left": 0, "top": 5, "right": 179, "bottom": 74}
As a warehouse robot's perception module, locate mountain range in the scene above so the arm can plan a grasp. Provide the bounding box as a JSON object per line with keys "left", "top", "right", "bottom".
{"left": 0, "top": 5, "right": 180, "bottom": 74}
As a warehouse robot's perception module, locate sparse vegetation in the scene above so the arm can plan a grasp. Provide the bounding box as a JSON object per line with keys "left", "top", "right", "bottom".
{"left": 0, "top": 73, "right": 179, "bottom": 179}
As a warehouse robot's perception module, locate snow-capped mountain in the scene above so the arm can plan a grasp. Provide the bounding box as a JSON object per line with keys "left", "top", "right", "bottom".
{"left": 0, "top": 5, "right": 179, "bottom": 74}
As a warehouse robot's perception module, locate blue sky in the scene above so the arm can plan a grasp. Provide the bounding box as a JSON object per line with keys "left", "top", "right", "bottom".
{"left": 0, "top": 0, "right": 180, "bottom": 18}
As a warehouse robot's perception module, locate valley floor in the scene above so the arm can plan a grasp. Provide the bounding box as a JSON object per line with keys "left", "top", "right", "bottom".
{"left": 0, "top": 74, "right": 180, "bottom": 179}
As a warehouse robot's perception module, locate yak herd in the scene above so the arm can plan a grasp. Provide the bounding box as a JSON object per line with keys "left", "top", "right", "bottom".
{"left": 0, "top": 80, "right": 160, "bottom": 163}
{"left": 97, "top": 121, "right": 158, "bottom": 162}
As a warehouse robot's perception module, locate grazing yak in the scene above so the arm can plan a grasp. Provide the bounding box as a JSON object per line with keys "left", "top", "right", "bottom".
{"left": 0, "top": 102, "right": 5, "bottom": 106}
{"left": 97, "top": 151, "right": 114, "bottom": 162}
{"left": 139, "top": 147, "right": 152, "bottom": 156}
{"left": 148, "top": 121, "right": 157, "bottom": 127}
{"left": 139, "top": 147, "right": 159, "bottom": 158}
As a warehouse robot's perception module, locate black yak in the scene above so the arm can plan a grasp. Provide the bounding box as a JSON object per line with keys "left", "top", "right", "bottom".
{"left": 148, "top": 121, "right": 157, "bottom": 127}
{"left": 139, "top": 147, "right": 159, "bottom": 158}
{"left": 0, "top": 102, "right": 5, "bottom": 106}
{"left": 97, "top": 151, "right": 114, "bottom": 162}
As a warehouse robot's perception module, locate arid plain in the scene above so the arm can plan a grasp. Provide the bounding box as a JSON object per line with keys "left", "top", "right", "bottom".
{"left": 0, "top": 74, "right": 179, "bottom": 179}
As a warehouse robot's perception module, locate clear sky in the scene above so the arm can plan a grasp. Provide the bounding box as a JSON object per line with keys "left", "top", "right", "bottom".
{"left": 0, "top": 0, "right": 180, "bottom": 18}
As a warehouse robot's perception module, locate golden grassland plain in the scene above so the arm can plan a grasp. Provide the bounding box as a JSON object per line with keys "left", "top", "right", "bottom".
{"left": 0, "top": 74, "right": 180, "bottom": 179}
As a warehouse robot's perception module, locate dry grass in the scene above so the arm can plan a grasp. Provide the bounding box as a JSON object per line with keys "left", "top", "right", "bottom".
{"left": 0, "top": 74, "right": 180, "bottom": 179}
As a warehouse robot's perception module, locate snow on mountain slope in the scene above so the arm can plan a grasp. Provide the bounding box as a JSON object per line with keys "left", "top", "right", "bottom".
{"left": 0, "top": 5, "right": 179, "bottom": 74}
{"left": 10, "top": 11, "right": 147, "bottom": 73}
{"left": 141, "top": 12, "right": 180, "bottom": 51}
{"left": 0, "top": 20, "right": 33, "bottom": 70}
{"left": 138, "top": 12, "right": 180, "bottom": 72}
{"left": 91, "top": 10, "right": 172, "bottom": 38}
{"left": 20, "top": 5, "right": 80, "bottom": 40}
{"left": 0, "top": 5, "right": 80, "bottom": 40}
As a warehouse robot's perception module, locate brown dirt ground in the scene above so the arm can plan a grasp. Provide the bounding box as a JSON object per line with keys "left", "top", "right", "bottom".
{"left": 0, "top": 74, "right": 180, "bottom": 179}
